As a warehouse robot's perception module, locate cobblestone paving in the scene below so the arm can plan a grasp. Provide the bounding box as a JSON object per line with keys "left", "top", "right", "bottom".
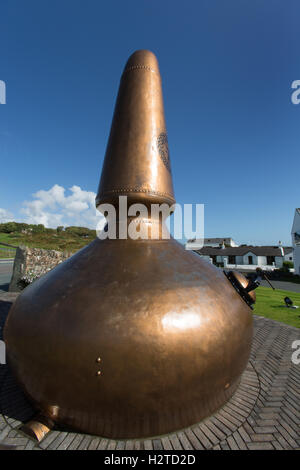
{"left": 0, "top": 297, "right": 299, "bottom": 450}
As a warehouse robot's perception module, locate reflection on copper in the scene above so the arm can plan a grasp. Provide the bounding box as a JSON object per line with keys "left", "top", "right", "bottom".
{"left": 20, "top": 414, "right": 54, "bottom": 442}
{"left": 162, "top": 312, "right": 202, "bottom": 331}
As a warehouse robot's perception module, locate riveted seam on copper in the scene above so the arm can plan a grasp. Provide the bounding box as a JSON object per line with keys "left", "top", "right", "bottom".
{"left": 122, "top": 65, "right": 158, "bottom": 75}
{"left": 97, "top": 188, "right": 175, "bottom": 198}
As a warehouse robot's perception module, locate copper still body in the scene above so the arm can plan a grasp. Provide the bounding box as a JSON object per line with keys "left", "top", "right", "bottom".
{"left": 4, "top": 50, "right": 253, "bottom": 439}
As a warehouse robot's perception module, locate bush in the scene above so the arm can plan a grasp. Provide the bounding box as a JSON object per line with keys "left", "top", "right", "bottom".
{"left": 282, "top": 261, "right": 294, "bottom": 270}
{"left": 0, "top": 222, "right": 25, "bottom": 233}
{"left": 267, "top": 268, "right": 300, "bottom": 284}
{"left": 30, "top": 224, "right": 45, "bottom": 233}
{"left": 0, "top": 222, "right": 46, "bottom": 233}
{"left": 65, "top": 226, "right": 95, "bottom": 237}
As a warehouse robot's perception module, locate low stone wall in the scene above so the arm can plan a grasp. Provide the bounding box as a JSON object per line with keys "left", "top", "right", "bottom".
{"left": 9, "top": 246, "right": 72, "bottom": 292}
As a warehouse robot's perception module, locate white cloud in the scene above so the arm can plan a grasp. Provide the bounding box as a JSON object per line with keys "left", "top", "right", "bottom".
{"left": 20, "top": 184, "right": 104, "bottom": 229}
{"left": 0, "top": 208, "right": 14, "bottom": 223}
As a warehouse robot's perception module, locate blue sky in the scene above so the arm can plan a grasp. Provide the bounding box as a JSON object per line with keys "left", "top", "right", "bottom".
{"left": 0, "top": 0, "right": 299, "bottom": 245}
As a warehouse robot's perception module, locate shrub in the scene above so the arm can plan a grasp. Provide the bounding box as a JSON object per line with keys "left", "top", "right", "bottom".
{"left": 0, "top": 222, "right": 23, "bottom": 233}
{"left": 65, "top": 226, "right": 95, "bottom": 237}
{"left": 282, "top": 261, "right": 294, "bottom": 270}
{"left": 278, "top": 261, "right": 294, "bottom": 273}
{"left": 30, "top": 224, "right": 45, "bottom": 233}
{"left": 0, "top": 222, "right": 46, "bottom": 233}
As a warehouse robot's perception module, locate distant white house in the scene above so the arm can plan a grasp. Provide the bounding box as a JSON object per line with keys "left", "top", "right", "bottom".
{"left": 292, "top": 208, "right": 300, "bottom": 275}
{"left": 185, "top": 237, "right": 238, "bottom": 251}
{"left": 193, "top": 244, "right": 293, "bottom": 271}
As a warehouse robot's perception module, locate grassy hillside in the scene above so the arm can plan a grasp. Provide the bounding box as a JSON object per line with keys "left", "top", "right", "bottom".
{"left": 0, "top": 222, "right": 96, "bottom": 253}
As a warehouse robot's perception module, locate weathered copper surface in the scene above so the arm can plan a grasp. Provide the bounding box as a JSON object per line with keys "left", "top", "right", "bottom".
{"left": 4, "top": 50, "right": 253, "bottom": 439}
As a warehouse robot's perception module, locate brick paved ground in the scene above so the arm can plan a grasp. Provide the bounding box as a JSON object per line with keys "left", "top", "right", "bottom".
{"left": 0, "top": 296, "right": 299, "bottom": 450}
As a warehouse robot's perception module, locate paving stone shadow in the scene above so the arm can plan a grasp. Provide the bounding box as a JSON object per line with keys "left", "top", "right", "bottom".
{"left": 0, "top": 300, "right": 35, "bottom": 424}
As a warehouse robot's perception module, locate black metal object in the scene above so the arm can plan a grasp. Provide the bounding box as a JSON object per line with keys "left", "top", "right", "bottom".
{"left": 224, "top": 268, "right": 275, "bottom": 309}
{"left": 224, "top": 271, "right": 255, "bottom": 309}
{"left": 284, "top": 296, "right": 293, "bottom": 308}
{"left": 246, "top": 268, "right": 275, "bottom": 291}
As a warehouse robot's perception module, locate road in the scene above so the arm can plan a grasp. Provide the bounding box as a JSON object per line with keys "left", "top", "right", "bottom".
{"left": 260, "top": 279, "right": 300, "bottom": 293}
{"left": 1, "top": 260, "right": 300, "bottom": 293}
{"left": 0, "top": 260, "right": 13, "bottom": 291}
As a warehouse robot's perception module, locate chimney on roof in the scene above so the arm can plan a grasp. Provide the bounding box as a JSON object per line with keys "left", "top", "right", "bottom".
{"left": 279, "top": 241, "right": 284, "bottom": 256}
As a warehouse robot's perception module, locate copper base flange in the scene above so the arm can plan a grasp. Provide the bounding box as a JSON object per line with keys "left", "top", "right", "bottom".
{"left": 20, "top": 414, "right": 54, "bottom": 442}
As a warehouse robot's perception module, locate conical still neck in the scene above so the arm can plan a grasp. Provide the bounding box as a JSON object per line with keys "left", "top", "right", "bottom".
{"left": 96, "top": 50, "right": 175, "bottom": 211}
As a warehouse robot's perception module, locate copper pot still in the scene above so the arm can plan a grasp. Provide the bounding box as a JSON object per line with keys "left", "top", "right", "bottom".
{"left": 4, "top": 50, "right": 253, "bottom": 439}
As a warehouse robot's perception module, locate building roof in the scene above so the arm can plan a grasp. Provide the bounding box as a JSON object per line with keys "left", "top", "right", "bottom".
{"left": 187, "top": 237, "right": 233, "bottom": 244}
{"left": 204, "top": 237, "right": 233, "bottom": 243}
{"left": 195, "top": 246, "right": 293, "bottom": 257}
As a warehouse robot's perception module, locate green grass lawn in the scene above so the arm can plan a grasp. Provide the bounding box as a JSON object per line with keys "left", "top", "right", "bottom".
{"left": 253, "top": 286, "right": 300, "bottom": 328}
{"left": 0, "top": 233, "right": 17, "bottom": 258}
{"left": 0, "top": 233, "right": 16, "bottom": 245}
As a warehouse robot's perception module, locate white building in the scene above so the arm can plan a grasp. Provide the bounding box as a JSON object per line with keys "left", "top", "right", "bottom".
{"left": 292, "top": 208, "right": 300, "bottom": 275}
{"left": 194, "top": 245, "right": 293, "bottom": 271}
{"left": 185, "top": 237, "right": 238, "bottom": 251}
